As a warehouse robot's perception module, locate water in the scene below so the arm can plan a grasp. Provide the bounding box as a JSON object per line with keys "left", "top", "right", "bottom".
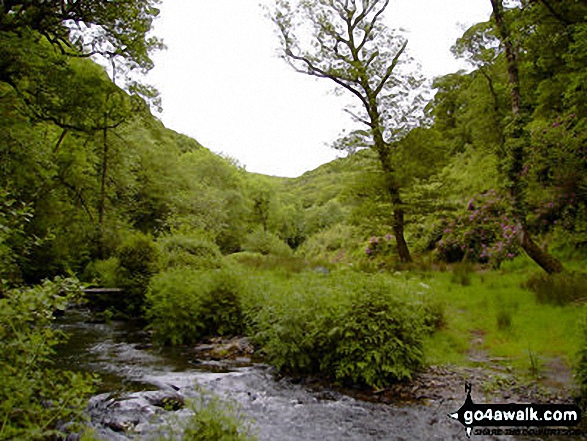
{"left": 53, "top": 309, "right": 496, "bottom": 440}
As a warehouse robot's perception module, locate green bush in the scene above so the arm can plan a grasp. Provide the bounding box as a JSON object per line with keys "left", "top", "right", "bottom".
{"left": 435, "top": 190, "right": 520, "bottom": 267}
{"left": 0, "top": 277, "right": 97, "bottom": 439}
{"left": 242, "top": 227, "right": 292, "bottom": 257}
{"left": 146, "top": 267, "right": 246, "bottom": 345}
{"left": 156, "top": 385, "right": 256, "bottom": 441}
{"left": 525, "top": 271, "right": 587, "bottom": 305}
{"left": 116, "top": 232, "right": 160, "bottom": 315}
{"left": 82, "top": 257, "right": 120, "bottom": 287}
{"left": 249, "top": 270, "right": 436, "bottom": 388}
{"left": 296, "top": 223, "right": 362, "bottom": 265}
{"left": 158, "top": 232, "right": 223, "bottom": 270}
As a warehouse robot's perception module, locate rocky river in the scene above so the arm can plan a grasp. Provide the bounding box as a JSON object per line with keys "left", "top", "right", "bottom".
{"left": 54, "top": 309, "right": 581, "bottom": 440}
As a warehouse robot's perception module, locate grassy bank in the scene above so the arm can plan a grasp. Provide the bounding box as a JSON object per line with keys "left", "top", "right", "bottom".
{"left": 421, "top": 259, "right": 584, "bottom": 382}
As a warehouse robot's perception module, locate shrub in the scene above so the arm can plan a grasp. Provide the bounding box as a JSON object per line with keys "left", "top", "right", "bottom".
{"left": 525, "top": 271, "right": 587, "bottom": 305}
{"left": 82, "top": 257, "right": 120, "bottom": 287}
{"left": 0, "top": 277, "right": 97, "bottom": 439}
{"left": 156, "top": 385, "right": 256, "bottom": 441}
{"left": 361, "top": 233, "right": 398, "bottom": 270}
{"left": 296, "top": 223, "right": 362, "bottom": 265}
{"left": 325, "top": 276, "right": 429, "bottom": 387}
{"left": 116, "top": 232, "right": 160, "bottom": 315}
{"left": 249, "top": 271, "right": 435, "bottom": 388}
{"left": 242, "top": 227, "right": 292, "bottom": 257}
{"left": 158, "top": 231, "right": 223, "bottom": 270}
{"left": 146, "top": 267, "right": 245, "bottom": 345}
{"left": 435, "top": 190, "right": 520, "bottom": 267}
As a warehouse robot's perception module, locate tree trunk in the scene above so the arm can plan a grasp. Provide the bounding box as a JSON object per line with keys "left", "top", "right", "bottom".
{"left": 390, "top": 189, "right": 412, "bottom": 263}
{"left": 375, "top": 139, "right": 412, "bottom": 263}
{"left": 519, "top": 223, "right": 564, "bottom": 274}
{"left": 491, "top": 0, "right": 564, "bottom": 274}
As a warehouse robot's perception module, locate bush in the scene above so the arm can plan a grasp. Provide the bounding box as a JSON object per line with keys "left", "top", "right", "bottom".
{"left": 82, "top": 257, "right": 120, "bottom": 287}
{"left": 116, "top": 232, "right": 160, "bottom": 315}
{"left": 158, "top": 232, "right": 223, "bottom": 270}
{"left": 242, "top": 227, "right": 292, "bottom": 257}
{"left": 249, "top": 270, "right": 436, "bottom": 388}
{"left": 156, "top": 385, "right": 256, "bottom": 441}
{"left": 525, "top": 271, "right": 587, "bottom": 305}
{"left": 146, "top": 267, "right": 246, "bottom": 345}
{"left": 0, "top": 277, "right": 97, "bottom": 439}
{"left": 435, "top": 190, "right": 520, "bottom": 267}
{"left": 296, "top": 223, "right": 362, "bottom": 265}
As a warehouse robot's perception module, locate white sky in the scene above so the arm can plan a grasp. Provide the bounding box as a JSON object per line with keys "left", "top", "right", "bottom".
{"left": 146, "top": 0, "right": 492, "bottom": 178}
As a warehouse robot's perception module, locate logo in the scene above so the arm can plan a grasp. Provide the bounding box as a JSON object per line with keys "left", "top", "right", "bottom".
{"left": 448, "top": 383, "right": 582, "bottom": 437}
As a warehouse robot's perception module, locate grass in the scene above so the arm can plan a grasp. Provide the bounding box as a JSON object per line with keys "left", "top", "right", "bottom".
{"left": 421, "top": 262, "right": 584, "bottom": 376}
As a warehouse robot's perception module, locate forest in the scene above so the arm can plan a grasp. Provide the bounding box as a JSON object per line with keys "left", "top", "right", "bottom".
{"left": 1, "top": 0, "right": 587, "bottom": 439}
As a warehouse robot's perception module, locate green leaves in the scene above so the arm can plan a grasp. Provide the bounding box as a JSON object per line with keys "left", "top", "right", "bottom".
{"left": 249, "top": 270, "right": 438, "bottom": 388}
{"left": 0, "top": 277, "right": 96, "bottom": 439}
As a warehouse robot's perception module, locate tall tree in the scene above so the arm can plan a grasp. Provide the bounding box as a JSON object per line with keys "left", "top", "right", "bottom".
{"left": 489, "top": 0, "right": 564, "bottom": 273}
{"left": 270, "top": 0, "right": 426, "bottom": 262}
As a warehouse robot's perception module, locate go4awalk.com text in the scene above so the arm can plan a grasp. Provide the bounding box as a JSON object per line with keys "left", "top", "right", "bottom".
{"left": 448, "top": 383, "right": 582, "bottom": 437}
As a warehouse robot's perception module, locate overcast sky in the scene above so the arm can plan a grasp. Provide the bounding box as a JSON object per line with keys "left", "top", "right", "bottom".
{"left": 146, "top": 1, "right": 492, "bottom": 178}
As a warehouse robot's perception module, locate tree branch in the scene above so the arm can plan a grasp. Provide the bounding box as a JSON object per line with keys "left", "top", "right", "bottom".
{"left": 374, "top": 40, "right": 407, "bottom": 96}
{"left": 284, "top": 49, "right": 369, "bottom": 109}
{"left": 537, "top": 0, "right": 572, "bottom": 25}
{"left": 343, "top": 107, "right": 371, "bottom": 126}
{"left": 356, "top": 0, "right": 389, "bottom": 52}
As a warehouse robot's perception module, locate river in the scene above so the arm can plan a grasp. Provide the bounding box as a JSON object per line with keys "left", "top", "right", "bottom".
{"left": 54, "top": 308, "right": 521, "bottom": 440}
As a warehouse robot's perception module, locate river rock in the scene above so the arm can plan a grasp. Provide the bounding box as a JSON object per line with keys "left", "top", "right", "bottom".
{"left": 143, "top": 390, "right": 185, "bottom": 410}
{"left": 195, "top": 336, "right": 255, "bottom": 360}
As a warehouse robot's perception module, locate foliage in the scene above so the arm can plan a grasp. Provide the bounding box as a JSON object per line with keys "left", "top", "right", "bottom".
{"left": 82, "top": 257, "right": 120, "bottom": 287}
{"left": 116, "top": 232, "right": 159, "bottom": 315}
{"left": 296, "top": 223, "right": 362, "bottom": 265}
{"left": 526, "top": 114, "right": 587, "bottom": 246}
{"left": 242, "top": 227, "right": 292, "bottom": 257}
{"left": 156, "top": 385, "right": 256, "bottom": 441}
{"left": 146, "top": 267, "right": 246, "bottom": 345}
{"left": 158, "top": 231, "right": 223, "bottom": 270}
{"left": 525, "top": 271, "right": 587, "bottom": 306}
{"left": 0, "top": 191, "right": 36, "bottom": 289}
{"left": 364, "top": 234, "right": 396, "bottom": 261}
{"left": 435, "top": 190, "right": 520, "bottom": 267}
{"left": 226, "top": 252, "right": 308, "bottom": 274}
{"left": 0, "top": 277, "right": 97, "bottom": 440}
{"left": 249, "top": 270, "right": 437, "bottom": 387}
{"left": 0, "top": 0, "right": 164, "bottom": 102}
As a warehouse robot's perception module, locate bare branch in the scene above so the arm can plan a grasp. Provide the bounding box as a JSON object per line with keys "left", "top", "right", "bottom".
{"left": 356, "top": 0, "right": 389, "bottom": 51}
{"left": 343, "top": 107, "right": 371, "bottom": 126}
{"left": 284, "top": 49, "right": 369, "bottom": 109}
